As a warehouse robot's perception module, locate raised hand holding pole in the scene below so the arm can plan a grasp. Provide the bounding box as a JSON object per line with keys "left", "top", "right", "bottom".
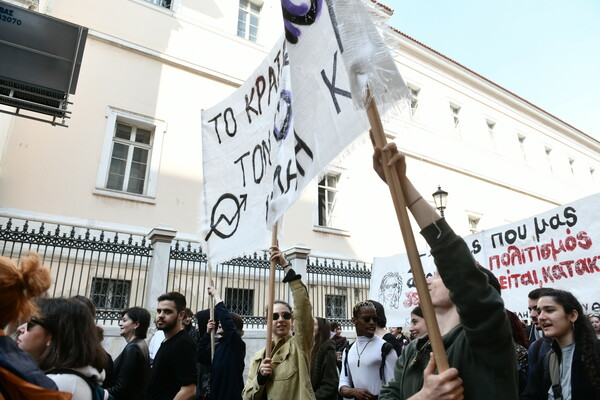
{"left": 367, "top": 95, "right": 449, "bottom": 372}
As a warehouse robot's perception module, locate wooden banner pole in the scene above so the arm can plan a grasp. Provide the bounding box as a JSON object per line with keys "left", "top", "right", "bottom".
{"left": 366, "top": 96, "right": 449, "bottom": 372}
{"left": 207, "top": 263, "right": 215, "bottom": 359}
{"left": 265, "top": 224, "right": 279, "bottom": 358}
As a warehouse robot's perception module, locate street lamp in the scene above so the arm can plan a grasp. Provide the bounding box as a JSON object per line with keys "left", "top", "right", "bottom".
{"left": 432, "top": 185, "right": 448, "bottom": 217}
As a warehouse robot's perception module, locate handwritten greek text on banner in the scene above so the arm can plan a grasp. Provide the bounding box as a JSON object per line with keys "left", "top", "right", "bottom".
{"left": 201, "top": 2, "right": 375, "bottom": 263}
{"left": 371, "top": 193, "right": 600, "bottom": 328}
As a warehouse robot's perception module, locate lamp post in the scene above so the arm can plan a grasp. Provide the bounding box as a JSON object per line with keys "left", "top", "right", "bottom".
{"left": 432, "top": 185, "right": 448, "bottom": 217}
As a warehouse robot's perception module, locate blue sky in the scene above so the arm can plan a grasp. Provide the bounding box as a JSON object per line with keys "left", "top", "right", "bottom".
{"left": 387, "top": 1, "right": 600, "bottom": 141}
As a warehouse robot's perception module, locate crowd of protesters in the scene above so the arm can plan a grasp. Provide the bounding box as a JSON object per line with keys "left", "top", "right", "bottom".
{"left": 1, "top": 143, "right": 599, "bottom": 400}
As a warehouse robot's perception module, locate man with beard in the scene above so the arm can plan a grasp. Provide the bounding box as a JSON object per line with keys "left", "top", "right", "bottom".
{"left": 339, "top": 301, "right": 398, "bottom": 400}
{"left": 526, "top": 287, "right": 553, "bottom": 380}
{"left": 148, "top": 292, "right": 197, "bottom": 400}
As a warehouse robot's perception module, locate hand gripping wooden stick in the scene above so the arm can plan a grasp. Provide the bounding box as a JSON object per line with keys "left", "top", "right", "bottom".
{"left": 367, "top": 96, "right": 449, "bottom": 372}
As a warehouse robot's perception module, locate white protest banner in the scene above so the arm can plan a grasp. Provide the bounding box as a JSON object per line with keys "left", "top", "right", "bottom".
{"left": 371, "top": 193, "right": 600, "bottom": 328}
{"left": 201, "top": 1, "right": 407, "bottom": 263}
{"left": 370, "top": 252, "right": 436, "bottom": 329}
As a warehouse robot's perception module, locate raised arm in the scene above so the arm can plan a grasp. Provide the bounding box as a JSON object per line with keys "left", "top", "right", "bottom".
{"left": 269, "top": 247, "right": 313, "bottom": 352}
{"left": 207, "top": 286, "right": 237, "bottom": 339}
{"left": 372, "top": 140, "right": 507, "bottom": 343}
{"left": 373, "top": 138, "right": 513, "bottom": 396}
{"left": 371, "top": 138, "right": 440, "bottom": 229}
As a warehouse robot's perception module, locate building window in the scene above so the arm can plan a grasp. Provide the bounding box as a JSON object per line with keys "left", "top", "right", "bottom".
{"left": 325, "top": 294, "right": 346, "bottom": 319}
{"left": 409, "top": 86, "right": 420, "bottom": 116}
{"left": 518, "top": 134, "right": 527, "bottom": 161}
{"left": 145, "top": 0, "right": 171, "bottom": 9}
{"left": 450, "top": 104, "right": 461, "bottom": 132}
{"left": 106, "top": 123, "right": 152, "bottom": 195}
{"left": 568, "top": 157, "right": 575, "bottom": 175}
{"left": 318, "top": 173, "right": 339, "bottom": 227}
{"left": 545, "top": 146, "right": 553, "bottom": 173}
{"left": 238, "top": 0, "right": 261, "bottom": 42}
{"left": 95, "top": 108, "right": 166, "bottom": 202}
{"left": 468, "top": 216, "right": 480, "bottom": 234}
{"left": 91, "top": 278, "right": 131, "bottom": 310}
{"left": 225, "top": 288, "right": 254, "bottom": 316}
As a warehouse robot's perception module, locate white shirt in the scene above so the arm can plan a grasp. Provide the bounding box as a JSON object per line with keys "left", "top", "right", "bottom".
{"left": 48, "top": 366, "right": 106, "bottom": 400}
{"left": 148, "top": 330, "right": 165, "bottom": 365}
{"left": 338, "top": 335, "right": 398, "bottom": 398}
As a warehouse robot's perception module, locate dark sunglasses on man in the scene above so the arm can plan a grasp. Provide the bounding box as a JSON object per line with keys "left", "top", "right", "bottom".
{"left": 361, "top": 316, "right": 380, "bottom": 323}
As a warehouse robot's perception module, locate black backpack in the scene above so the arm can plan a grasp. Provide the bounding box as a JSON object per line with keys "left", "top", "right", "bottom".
{"left": 48, "top": 369, "right": 114, "bottom": 400}
{"left": 343, "top": 341, "right": 394, "bottom": 382}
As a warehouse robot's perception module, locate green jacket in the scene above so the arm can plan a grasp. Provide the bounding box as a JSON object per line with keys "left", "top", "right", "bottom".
{"left": 242, "top": 275, "right": 315, "bottom": 400}
{"left": 380, "top": 219, "right": 518, "bottom": 400}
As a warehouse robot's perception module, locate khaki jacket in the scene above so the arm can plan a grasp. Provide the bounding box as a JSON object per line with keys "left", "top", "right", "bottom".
{"left": 242, "top": 278, "right": 315, "bottom": 400}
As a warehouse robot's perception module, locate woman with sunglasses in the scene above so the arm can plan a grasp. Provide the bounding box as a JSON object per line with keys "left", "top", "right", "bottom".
{"left": 0, "top": 253, "right": 70, "bottom": 399}
{"left": 17, "top": 297, "right": 109, "bottom": 400}
{"left": 242, "top": 247, "right": 315, "bottom": 400}
{"left": 105, "top": 306, "right": 151, "bottom": 400}
{"left": 521, "top": 289, "right": 600, "bottom": 399}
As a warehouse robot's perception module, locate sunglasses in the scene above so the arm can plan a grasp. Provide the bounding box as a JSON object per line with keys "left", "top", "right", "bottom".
{"left": 272, "top": 312, "right": 292, "bottom": 320}
{"left": 26, "top": 317, "right": 45, "bottom": 331}
{"left": 361, "top": 316, "right": 380, "bottom": 323}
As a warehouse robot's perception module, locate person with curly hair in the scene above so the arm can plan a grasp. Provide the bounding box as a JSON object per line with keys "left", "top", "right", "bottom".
{"left": 0, "top": 252, "right": 70, "bottom": 399}
{"left": 521, "top": 289, "right": 600, "bottom": 399}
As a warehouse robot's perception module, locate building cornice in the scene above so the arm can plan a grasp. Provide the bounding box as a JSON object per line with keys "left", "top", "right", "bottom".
{"left": 387, "top": 27, "right": 600, "bottom": 151}
{"left": 88, "top": 29, "right": 244, "bottom": 88}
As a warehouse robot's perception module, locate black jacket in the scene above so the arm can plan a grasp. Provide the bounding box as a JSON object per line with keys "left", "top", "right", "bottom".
{"left": 107, "top": 338, "right": 150, "bottom": 400}
{"left": 198, "top": 302, "right": 246, "bottom": 400}
{"left": 382, "top": 333, "right": 404, "bottom": 357}
{"left": 310, "top": 339, "right": 339, "bottom": 400}
{"left": 521, "top": 339, "right": 600, "bottom": 400}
